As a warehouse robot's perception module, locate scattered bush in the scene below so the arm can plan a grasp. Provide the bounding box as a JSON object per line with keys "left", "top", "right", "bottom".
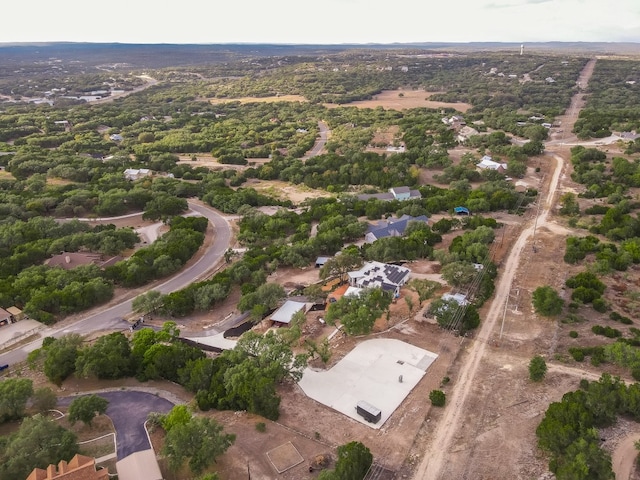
{"left": 592, "top": 325, "right": 621, "bottom": 338}
{"left": 255, "top": 422, "right": 266, "bottom": 433}
{"left": 569, "top": 331, "right": 579, "bottom": 338}
{"left": 529, "top": 355, "right": 548, "bottom": 382}
{"left": 532, "top": 285, "right": 564, "bottom": 317}
{"left": 569, "top": 347, "right": 585, "bottom": 362}
{"left": 429, "top": 390, "right": 446, "bottom": 407}
{"left": 610, "top": 311, "right": 633, "bottom": 324}
{"left": 592, "top": 298, "right": 607, "bottom": 313}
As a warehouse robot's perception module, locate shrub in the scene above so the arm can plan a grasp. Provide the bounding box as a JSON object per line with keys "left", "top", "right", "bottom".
{"left": 610, "top": 311, "right": 633, "bottom": 324}
{"left": 529, "top": 355, "right": 548, "bottom": 382}
{"left": 569, "top": 348, "right": 585, "bottom": 362}
{"left": 429, "top": 390, "right": 446, "bottom": 407}
{"left": 532, "top": 286, "right": 564, "bottom": 316}
{"left": 592, "top": 325, "right": 621, "bottom": 338}
{"left": 569, "top": 331, "right": 579, "bottom": 338}
{"left": 592, "top": 298, "right": 607, "bottom": 313}
{"left": 255, "top": 422, "right": 266, "bottom": 433}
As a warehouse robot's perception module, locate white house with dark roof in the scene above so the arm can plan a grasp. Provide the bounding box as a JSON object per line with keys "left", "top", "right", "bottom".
{"left": 347, "top": 261, "right": 411, "bottom": 297}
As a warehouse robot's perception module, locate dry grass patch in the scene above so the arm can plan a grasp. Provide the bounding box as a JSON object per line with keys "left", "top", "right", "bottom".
{"left": 46, "top": 177, "right": 76, "bottom": 186}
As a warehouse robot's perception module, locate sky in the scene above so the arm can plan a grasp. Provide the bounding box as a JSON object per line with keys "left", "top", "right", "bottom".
{"left": 3, "top": 0, "right": 640, "bottom": 45}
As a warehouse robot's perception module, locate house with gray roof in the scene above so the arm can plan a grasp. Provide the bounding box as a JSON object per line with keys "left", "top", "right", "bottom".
{"left": 365, "top": 215, "right": 429, "bottom": 243}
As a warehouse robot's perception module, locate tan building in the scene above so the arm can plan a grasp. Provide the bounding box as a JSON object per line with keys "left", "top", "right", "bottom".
{"left": 116, "top": 450, "right": 163, "bottom": 480}
{"left": 26, "top": 454, "right": 109, "bottom": 480}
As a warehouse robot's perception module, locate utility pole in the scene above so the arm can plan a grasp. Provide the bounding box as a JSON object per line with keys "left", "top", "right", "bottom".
{"left": 499, "top": 290, "right": 509, "bottom": 340}
{"left": 531, "top": 177, "right": 545, "bottom": 253}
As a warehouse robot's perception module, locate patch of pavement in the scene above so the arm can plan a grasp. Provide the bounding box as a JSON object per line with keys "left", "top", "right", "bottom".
{"left": 58, "top": 390, "right": 174, "bottom": 459}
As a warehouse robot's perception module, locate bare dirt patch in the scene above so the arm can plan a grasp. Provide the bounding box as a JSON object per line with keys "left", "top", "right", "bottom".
{"left": 244, "top": 178, "right": 333, "bottom": 204}
{"left": 328, "top": 89, "right": 472, "bottom": 112}
{"left": 206, "top": 90, "right": 472, "bottom": 112}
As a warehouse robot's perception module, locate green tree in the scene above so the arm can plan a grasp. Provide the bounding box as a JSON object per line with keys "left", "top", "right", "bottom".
{"left": 143, "top": 194, "right": 188, "bottom": 221}
{"left": 529, "top": 355, "right": 548, "bottom": 382}
{"left": 235, "top": 330, "right": 308, "bottom": 382}
{"left": 440, "top": 261, "right": 478, "bottom": 287}
{"left": 43, "top": 334, "right": 83, "bottom": 386}
{"left": 325, "top": 287, "right": 392, "bottom": 335}
{"left": 532, "top": 285, "right": 564, "bottom": 317}
{"left": 32, "top": 387, "right": 57, "bottom": 414}
{"left": 334, "top": 441, "right": 373, "bottom": 480}
{"left": 0, "top": 378, "right": 33, "bottom": 422}
{"left": 319, "top": 252, "right": 363, "bottom": 283}
{"left": 430, "top": 389, "right": 446, "bottom": 407}
{"left": 75, "top": 332, "right": 133, "bottom": 379}
{"left": 560, "top": 192, "right": 580, "bottom": 216}
{"left": 0, "top": 414, "right": 78, "bottom": 480}
{"left": 237, "top": 282, "right": 286, "bottom": 316}
{"left": 67, "top": 394, "right": 109, "bottom": 427}
{"left": 408, "top": 279, "right": 441, "bottom": 306}
{"left": 554, "top": 432, "right": 614, "bottom": 480}
{"left": 162, "top": 415, "right": 235, "bottom": 475}
{"left": 161, "top": 405, "right": 192, "bottom": 432}
{"left": 132, "top": 290, "right": 165, "bottom": 316}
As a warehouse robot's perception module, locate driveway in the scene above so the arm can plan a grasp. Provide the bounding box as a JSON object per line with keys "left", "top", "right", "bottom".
{"left": 58, "top": 390, "right": 174, "bottom": 459}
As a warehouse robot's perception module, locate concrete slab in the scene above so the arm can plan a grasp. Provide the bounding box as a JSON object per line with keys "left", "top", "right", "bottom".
{"left": 298, "top": 338, "right": 437, "bottom": 429}
{"left": 0, "top": 319, "right": 45, "bottom": 347}
{"left": 185, "top": 332, "right": 237, "bottom": 350}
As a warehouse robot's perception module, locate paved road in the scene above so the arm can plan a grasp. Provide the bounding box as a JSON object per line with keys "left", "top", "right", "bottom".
{"left": 302, "top": 121, "right": 329, "bottom": 160}
{"left": 58, "top": 391, "right": 174, "bottom": 459}
{"left": 0, "top": 201, "right": 231, "bottom": 366}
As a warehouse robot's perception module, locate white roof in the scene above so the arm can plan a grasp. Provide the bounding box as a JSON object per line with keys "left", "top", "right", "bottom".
{"left": 442, "top": 293, "right": 469, "bottom": 305}
{"left": 477, "top": 158, "right": 507, "bottom": 170}
{"left": 344, "top": 286, "right": 363, "bottom": 297}
{"left": 271, "top": 300, "right": 307, "bottom": 324}
{"left": 116, "top": 450, "right": 162, "bottom": 480}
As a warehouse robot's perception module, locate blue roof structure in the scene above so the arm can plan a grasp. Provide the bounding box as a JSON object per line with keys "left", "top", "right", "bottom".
{"left": 454, "top": 206, "right": 470, "bottom": 215}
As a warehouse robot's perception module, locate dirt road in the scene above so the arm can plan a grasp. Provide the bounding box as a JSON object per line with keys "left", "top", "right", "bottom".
{"left": 412, "top": 151, "right": 564, "bottom": 480}
{"left": 613, "top": 434, "right": 640, "bottom": 480}
{"left": 412, "top": 60, "right": 596, "bottom": 480}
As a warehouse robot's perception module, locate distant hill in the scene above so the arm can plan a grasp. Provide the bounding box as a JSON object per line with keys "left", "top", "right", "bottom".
{"left": 0, "top": 42, "right": 637, "bottom": 70}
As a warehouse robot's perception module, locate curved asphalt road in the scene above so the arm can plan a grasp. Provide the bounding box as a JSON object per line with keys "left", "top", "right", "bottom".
{"left": 0, "top": 201, "right": 231, "bottom": 366}
{"left": 58, "top": 391, "right": 174, "bottom": 459}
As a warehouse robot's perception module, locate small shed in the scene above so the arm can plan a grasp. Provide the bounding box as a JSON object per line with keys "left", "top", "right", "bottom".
{"left": 454, "top": 206, "right": 470, "bottom": 215}
{"left": 6, "top": 306, "right": 23, "bottom": 322}
{"left": 315, "top": 256, "right": 331, "bottom": 268}
{"left": 356, "top": 400, "right": 381, "bottom": 423}
{"left": 271, "top": 301, "right": 308, "bottom": 327}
